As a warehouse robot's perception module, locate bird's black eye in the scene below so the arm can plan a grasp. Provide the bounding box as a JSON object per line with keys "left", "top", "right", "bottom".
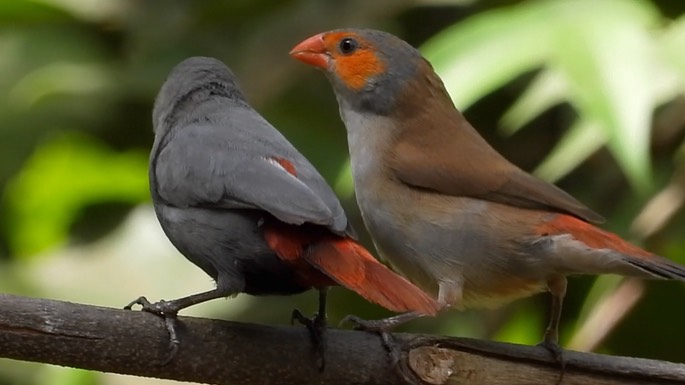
{"left": 339, "top": 38, "right": 359, "bottom": 55}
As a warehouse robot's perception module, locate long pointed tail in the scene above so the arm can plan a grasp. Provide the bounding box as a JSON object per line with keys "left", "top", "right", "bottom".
{"left": 622, "top": 254, "right": 685, "bottom": 281}
{"left": 306, "top": 238, "right": 441, "bottom": 315}
{"left": 539, "top": 214, "right": 685, "bottom": 281}
{"left": 263, "top": 223, "right": 441, "bottom": 315}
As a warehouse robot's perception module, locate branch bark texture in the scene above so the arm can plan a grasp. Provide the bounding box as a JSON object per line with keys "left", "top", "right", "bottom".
{"left": 0, "top": 294, "right": 684, "bottom": 385}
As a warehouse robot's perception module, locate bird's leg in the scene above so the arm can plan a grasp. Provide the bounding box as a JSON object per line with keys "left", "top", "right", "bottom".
{"left": 341, "top": 311, "right": 424, "bottom": 332}
{"left": 342, "top": 280, "right": 453, "bottom": 363}
{"left": 539, "top": 275, "right": 568, "bottom": 384}
{"left": 125, "top": 288, "right": 227, "bottom": 315}
{"left": 125, "top": 288, "right": 227, "bottom": 364}
{"left": 341, "top": 311, "right": 424, "bottom": 364}
{"left": 291, "top": 288, "right": 328, "bottom": 370}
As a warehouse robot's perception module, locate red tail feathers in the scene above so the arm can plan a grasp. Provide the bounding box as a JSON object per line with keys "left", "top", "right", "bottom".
{"left": 538, "top": 214, "right": 685, "bottom": 281}
{"left": 263, "top": 224, "right": 440, "bottom": 315}
{"left": 538, "top": 215, "right": 654, "bottom": 257}
{"left": 306, "top": 238, "right": 441, "bottom": 315}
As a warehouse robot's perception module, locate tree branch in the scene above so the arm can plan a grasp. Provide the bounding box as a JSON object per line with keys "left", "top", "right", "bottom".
{"left": 0, "top": 294, "right": 684, "bottom": 385}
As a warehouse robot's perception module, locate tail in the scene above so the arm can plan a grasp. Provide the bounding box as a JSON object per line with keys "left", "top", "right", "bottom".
{"left": 539, "top": 214, "right": 685, "bottom": 281}
{"left": 306, "top": 238, "right": 441, "bottom": 315}
{"left": 622, "top": 254, "right": 685, "bottom": 281}
{"left": 263, "top": 222, "right": 440, "bottom": 315}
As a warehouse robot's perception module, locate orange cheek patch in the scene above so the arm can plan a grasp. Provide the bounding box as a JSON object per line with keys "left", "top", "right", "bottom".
{"left": 322, "top": 32, "right": 386, "bottom": 91}
{"left": 334, "top": 51, "right": 386, "bottom": 91}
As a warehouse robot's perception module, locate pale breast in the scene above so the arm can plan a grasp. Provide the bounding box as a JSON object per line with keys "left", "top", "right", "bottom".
{"left": 356, "top": 180, "right": 551, "bottom": 309}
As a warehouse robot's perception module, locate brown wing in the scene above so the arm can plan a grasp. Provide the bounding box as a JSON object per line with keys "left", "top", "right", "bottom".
{"left": 388, "top": 69, "right": 604, "bottom": 224}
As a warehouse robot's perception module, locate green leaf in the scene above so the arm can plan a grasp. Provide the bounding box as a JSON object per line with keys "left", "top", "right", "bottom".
{"left": 492, "top": 303, "right": 544, "bottom": 345}
{"left": 421, "top": 1, "right": 555, "bottom": 109}
{"left": 576, "top": 275, "right": 624, "bottom": 325}
{"left": 37, "top": 366, "right": 98, "bottom": 385}
{"left": 657, "top": 14, "right": 685, "bottom": 97}
{"left": 8, "top": 62, "right": 112, "bottom": 109}
{"left": 0, "top": 0, "right": 71, "bottom": 22}
{"left": 423, "top": 0, "right": 662, "bottom": 194}
{"left": 500, "top": 69, "right": 568, "bottom": 136}
{"left": 333, "top": 158, "right": 355, "bottom": 199}
{"left": 659, "top": 14, "right": 685, "bottom": 79}
{"left": 550, "top": 0, "right": 658, "bottom": 193}
{"left": 534, "top": 119, "right": 606, "bottom": 183}
{"left": 29, "top": 0, "right": 126, "bottom": 22}
{"left": 3, "top": 133, "right": 149, "bottom": 257}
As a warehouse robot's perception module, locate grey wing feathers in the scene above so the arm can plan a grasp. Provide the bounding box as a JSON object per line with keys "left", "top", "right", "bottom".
{"left": 280, "top": 153, "right": 352, "bottom": 236}
{"left": 153, "top": 116, "right": 349, "bottom": 235}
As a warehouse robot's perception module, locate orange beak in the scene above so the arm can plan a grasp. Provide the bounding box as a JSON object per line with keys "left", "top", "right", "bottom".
{"left": 290, "top": 33, "right": 329, "bottom": 69}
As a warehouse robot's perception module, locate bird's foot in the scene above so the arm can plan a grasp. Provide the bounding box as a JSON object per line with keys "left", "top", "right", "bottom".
{"left": 125, "top": 296, "right": 182, "bottom": 315}
{"left": 537, "top": 339, "right": 566, "bottom": 385}
{"left": 125, "top": 296, "right": 182, "bottom": 365}
{"left": 340, "top": 315, "right": 402, "bottom": 364}
{"left": 340, "top": 310, "right": 422, "bottom": 330}
{"left": 291, "top": 308, "right": 327, "bottom": 371}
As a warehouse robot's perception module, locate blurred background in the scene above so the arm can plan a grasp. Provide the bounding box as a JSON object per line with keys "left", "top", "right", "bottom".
{"left": 2, "top": 0, "right": 685, "bottom": 384}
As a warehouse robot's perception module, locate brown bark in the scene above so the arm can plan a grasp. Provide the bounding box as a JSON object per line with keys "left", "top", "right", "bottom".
{"left": 1, "top": 294, "right": 684, "bottom": 385}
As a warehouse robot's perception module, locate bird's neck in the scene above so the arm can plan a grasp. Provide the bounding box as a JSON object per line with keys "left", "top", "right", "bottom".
{"left": 340, "top": 103, "right": 396, "bottom": 186}
{"left": 162, "top": 82, "right": 247, "bottom": 129}
{"left": 338, "top": 67, "right": 455, "bottom": 187}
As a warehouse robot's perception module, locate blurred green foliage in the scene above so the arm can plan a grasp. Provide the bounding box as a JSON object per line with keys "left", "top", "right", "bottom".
{"left": 6, "top": 133, "right": 148, "bottom": 256}
{"left": 1, "top": 0, "right": 684, "bottom": 384}
{"left": 424, "top": 0, "right": 680, "bottom": 192}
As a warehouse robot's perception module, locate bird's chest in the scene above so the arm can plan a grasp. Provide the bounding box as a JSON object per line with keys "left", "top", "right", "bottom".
{"left": 353, "top": 180, "right": 471, "bottom": 287}
{"left": 355, "top": 186, "right": 549, "bottom": 306}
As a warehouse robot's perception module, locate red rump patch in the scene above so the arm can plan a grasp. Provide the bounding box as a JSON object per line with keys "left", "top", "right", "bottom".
{"left": 271, "top": 157, "right": 297, "bottom": 177}
{"left": 262, "top": 220, "right": 441, "bottom": 315}
{"left": 263, "top": 222, "right": 311, "bottom": 262}
{"left": 262, "top": 222, "right": 336, "bottom": 287}
{"left": 537, "top": 214, "right": 654, "bottom": 257}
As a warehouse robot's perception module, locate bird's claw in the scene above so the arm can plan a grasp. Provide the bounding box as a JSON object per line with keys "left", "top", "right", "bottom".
{"left": 537, "top": 339, "right": 566, "bottom": 385}
{"left": 339, "top": 314, "right": 386, "bottom": 331}
{"left": 290, "top": 308, "right": 308, "bottom": 326}
{"left": 291, "top": 308, "right": 327, "bottom": 371}
{"left": 340, "top": 314, "right": 402, "bottom": 364}
{"left": 124, "top": 296, "right": 179, "bottom": 316}
{"left": 124, "top": 296, "right": 150, "bottom": 310}
{"left": 125, "top": 296, "right": 182, "bottom": 365}
{"left": 159, "top": 315, "right": 181, "bottom": 365}
{"left": 292, "top": 308, "right": 327, "bottom": 335}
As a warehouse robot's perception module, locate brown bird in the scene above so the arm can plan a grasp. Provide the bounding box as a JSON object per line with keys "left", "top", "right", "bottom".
{"left": 290, "top": 29, "right": 685, "bottom": 353}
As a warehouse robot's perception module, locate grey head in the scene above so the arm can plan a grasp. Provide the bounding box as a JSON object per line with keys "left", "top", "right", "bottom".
{"left": 316, "top": 29, "right": 426, "bottom": 116}
{"left": 149, "top": 56, "right": 353, "bottom": 236}
{"left": 152, "top": 56, "right": 248, "bottom": 135}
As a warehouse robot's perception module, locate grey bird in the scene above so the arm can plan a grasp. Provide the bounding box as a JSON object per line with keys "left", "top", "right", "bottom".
{"left": 127, "top": 56, "right": 440, "bottom": 364}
